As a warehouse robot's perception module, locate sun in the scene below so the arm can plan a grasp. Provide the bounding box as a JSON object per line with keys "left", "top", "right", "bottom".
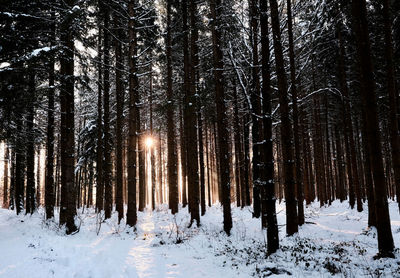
{"left": 144, "top": 136, "right": 154, "bottom": 148}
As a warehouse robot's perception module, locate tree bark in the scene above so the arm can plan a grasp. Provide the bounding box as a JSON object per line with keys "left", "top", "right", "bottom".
{"left": 166, "top": 0, "right": 178, "bottom": 214}
{"left": 351, "top": 0, "right": 394, "bottom": 257}
{"left": 210, "top": 0, "right": 232, "bottom": 235}
{"left": 382, "top": 0, "right": 400, "bottom": 213}
{"left": 3, "top": 146, "right": 9, "bottom": 209}
{"left": 286, "top": 0, "right": 304, "bottom": 225}
{"left": 269, "top": 0, "right": 298, "bottom": 236}
{"left": 114, "top": 9, "right": 124, "bottom": 223}
{"left": 95, "top": 14, "right": 104, "bottom": 213}
{"left": 103, "top": 8, "right": 112, "bottom": 220}
{"left": 249, "top": 0, "right": 262, "bottom": 219}
{"left": 26, "top": 71, "right": 36, "bottom": 215}
{"left": 185, "top": 0, "right": 200, "bottom": 225}
{"left": 260, "top": 0, "right": 279, "bottom": 253}
{"left": 126, "top": 0, "right": 138, "bottom": 226}
{"left": 59, "top": 0, "right": 77, "bottom": 234}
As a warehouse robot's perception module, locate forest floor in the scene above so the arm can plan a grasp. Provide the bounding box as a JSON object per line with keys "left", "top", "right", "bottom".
{"left": 0, "top": 200, "right": 399, "bottom": 278}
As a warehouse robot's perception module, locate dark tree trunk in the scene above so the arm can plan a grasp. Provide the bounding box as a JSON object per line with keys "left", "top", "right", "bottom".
{"left": 59, "top": 0, "right": 77, "bottom": 234}
{"left": 206, "top": 127, "right": 212, "bottom": 207}
{"left": 185, "top": 0, "right": 200, "bottom": 225}
{"left": 3, "top": 146, "right": 9, "bottom": 208}
{"left": 96, "top": 19, "right": 104, "bottom": 213}
{"left": 233, "top": 84, "right": 242, "bottom": 208}
{"left": 210, "top": 0, "right": 232, "bottom": 235}
{"left": 243, "top": 114, "right": 251, "bottom": 206}
{"left": 103, "top": 8, "right": 112, "bottom": 220}
{"left": 198, "top": 112, "right": 206, "bottom": 215}
{"left": 114, "top": 9, "right": 124, "bottom": 223}
{"left": 126, "top": 0, "right": 138, "bottom": 227}
{"left": 15, "top": 119, "right": 24, "bottom": 215}
{"left": 87, "top": 163, "right": 94, "bottom": 208}
{"left": 9, "top": 149, "right": 15, "bottom": 210}
{"left": 286, "top": 0, "right": 304, "bottom": 226}
{"left": 260, "top": 0, "right": 279, "bottom": 253}
{"left": 351, "top": 0, "right": 394, "bottom": 258}
{"left": 269, "top": 0, "right": 298, "bottom": 236}
{"left": 179, "top": 102, "right": 188, "bottom": 207}
{"left": 150, "top": 69, "right": 156, "bottom": 211}
{"left": 138, "top": 124, "right": 146, "bottom": 211}
{"left": 249, "top": 0, "right": 262, "bottom": 219}
{"left": 382, "top": 0, "right": 400, "bottom": 212}
{"left": 166, "top": 0, "right": 178, "bottom": 214}
{"left": 26, "top": 71, "right": 36, "bottom": 215}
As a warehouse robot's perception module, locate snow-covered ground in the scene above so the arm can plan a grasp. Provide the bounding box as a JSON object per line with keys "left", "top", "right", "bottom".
{"left": 0, "top": 201, "right": 399, "bottom": 277}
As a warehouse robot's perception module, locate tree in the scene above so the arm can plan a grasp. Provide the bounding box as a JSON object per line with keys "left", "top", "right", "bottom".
{"left": 382, "top": 0, "right": 400, "bottom": 213}
{"left": 102, "top": 6, "right": 112, "bottom": 220}
{"left": 269, "top": 0, "right": 298, "bottom": 236}
{"left": 210, "top": 0, "right": 232, "bottom": 235}
{"left": 3, "top": 146, "right": 9, "bottom": 209}
{"left": 114, "top": 5, "right": 125, "bottom": 223}
{"left": 126, "top": 0, "right": 138, "bottom": 227}
{"left": 45, "top": 10, "right": 56, "bottom": 220}
{"left": 185, "top": 0, "right": 200, "bottom": 226}
{"left": 351, "top": 0, "right": 394, "bottom": 258}
{"left": 59, "top": 0, "right": 78, "bottom": 234}
{"left": 165, "top": 0, "right": 179, "bottom": 215}
{"left": 260, "top": 0, "right": 279, "bottom": 253}
{"left": 286, "top": 0, "right": 304, "bottom": 224}
{"left": 95, "top": 6, "right": 104, "bottom": 213}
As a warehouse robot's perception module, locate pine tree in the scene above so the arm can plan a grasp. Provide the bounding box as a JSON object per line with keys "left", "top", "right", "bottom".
{"left": 210, "top": 0, "right": 232, "bottom": 235}
{"left": 165, "top": 0, "right": 179, "bottom": 215}
{"left": 351, "top": 0, "right": 394, "bottom": 258}
{"left": 260, "top": 0, "right": 279, "bottom": 253}
{"left": 269, "top": 0, "right": 298, "bottom": 236}
{"left": 126, "top": 0, "right": 138, "bottom": 227}
{"left": 59, "top": 0, "right": 78, "bottom": 234}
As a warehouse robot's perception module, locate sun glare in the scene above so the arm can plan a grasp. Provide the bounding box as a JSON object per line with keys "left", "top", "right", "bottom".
{"left": 144, "top": 136, "right": 154, "bottom": 148}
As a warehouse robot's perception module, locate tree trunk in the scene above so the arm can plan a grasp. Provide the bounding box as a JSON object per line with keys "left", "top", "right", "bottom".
{"left": 114, "top": 9, "right": 124, "bottom": 223}
{"left": 269, "top": 0, "right": 298, "bottom": 236}
{"left": 179, "top": 102, "right": 188, "bottom": 207}
{"left": 95, "top": 17, "right": 104, "bottom": 213}
{"left": 249, "top": 0, "right": 262, "bottom": 219}
{"left": 233, "top": 84, "right": 242, "bottom": 208}
{"left": 351, "top": 0, "right": 394, "bottom": 258}
{"left": 26, "top": 71, "right": 36, "bottom": 215}
{"left": 166, "top": 0, "right": 178, "bottom": 214}
{"left": 286, "top": 0, "right": 304, "bottom": 226}
{"left": 103, "top": 8, "right": 112, "bottom": 220}
{"left": 149, "top": 68, "right": 156, "bottom": 211}
{"left": 126, "top": 0, "right": 138, "bottom": 226}
{"left": 59, "top": 0, "right": 77, "bottom": 234}
{"left": 210, "top": 0, "right": 232, "bottom": 235}
{"left": 3, "top": 146, "right": 9, "bottom": 208}
{"left": 382, "top": 0, "right": 400, "bottom": 213}
{"left": 185, "top": 0, "right": 200, "bottom": 225}
{"left": 260, "top": 0, "right": 279, "bottom": 253}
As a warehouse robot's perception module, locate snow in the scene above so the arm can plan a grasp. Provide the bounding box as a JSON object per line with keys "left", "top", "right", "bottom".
{"left": 0, "top": 201, "right": 399, "bottom": 277}
{"left": 30, "top": 47, "right": 51, "bottom": 57}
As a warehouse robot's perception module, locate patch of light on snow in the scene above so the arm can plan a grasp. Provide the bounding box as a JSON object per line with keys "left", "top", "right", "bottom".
{"left": 0, "top": 62, "right": 10, "bottom": 69}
